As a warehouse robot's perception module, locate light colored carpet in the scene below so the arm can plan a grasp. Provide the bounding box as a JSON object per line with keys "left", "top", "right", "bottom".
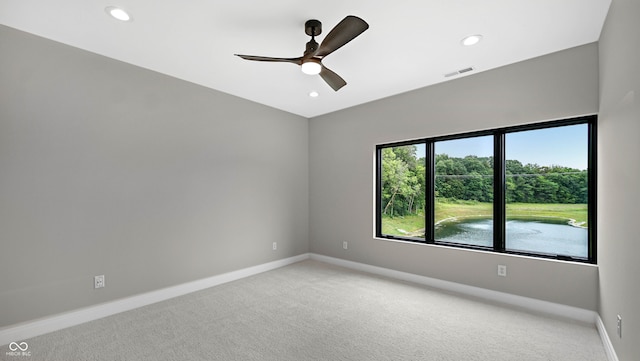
{"left": 2, "top": 260, "right": 606, "bottom": 361}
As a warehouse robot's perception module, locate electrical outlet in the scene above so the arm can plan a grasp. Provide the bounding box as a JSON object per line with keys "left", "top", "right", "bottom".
{"left": 617, "top": 315, "right": 622, "bottom": 338}
{"left": 272, "top": 242, "right": 277, "bottom": 251}
{"left": 94, "top": 275, "right": 105, "bottom": 289}
{"left": 497, "top": 265, "right": 507, "bottom": 277}
{"left": 343, "top": 241, "right": 348, "bottom": 250}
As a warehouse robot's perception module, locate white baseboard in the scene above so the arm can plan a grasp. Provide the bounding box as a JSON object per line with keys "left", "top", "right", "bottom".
{"left": 0, "top": 253, "right": 310, "bottom": 346}
{"left": 596, "top": 314, "right": 620, "bottom": 361}
{"left": 310, "top": 254, "right": 624, "bottom": 361}
{"left": 310, "top": 254, "right": 597, "bottom": 323}
{"left": 1, "top": 252, "right": 618, "bottom": 361}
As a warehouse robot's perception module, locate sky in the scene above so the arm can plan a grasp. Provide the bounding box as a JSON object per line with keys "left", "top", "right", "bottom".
{"left": 413, "top": 124, "right": 588, "bottom": 170}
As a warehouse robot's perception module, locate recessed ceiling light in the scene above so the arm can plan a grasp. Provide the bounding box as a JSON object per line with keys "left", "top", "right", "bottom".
{"left": 105, "top": 6, "right": 132, "bottom": 22}
{"left": 461, "top": 34, "right": 482, "bottom": 46}
{"left": 309, "top": 91, "right": 319, "bottom": 98}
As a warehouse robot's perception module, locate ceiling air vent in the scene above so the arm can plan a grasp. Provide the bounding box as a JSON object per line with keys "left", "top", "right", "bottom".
{"left": 445, "top": 67, "right": 475, "bottom": 78}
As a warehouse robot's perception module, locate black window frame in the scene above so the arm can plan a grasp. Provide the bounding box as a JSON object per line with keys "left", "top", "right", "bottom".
{"left": 375, "top": 115, "right": 597, "bottom": 263}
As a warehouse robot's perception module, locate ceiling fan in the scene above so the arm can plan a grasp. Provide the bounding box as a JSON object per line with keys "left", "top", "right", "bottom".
{"left": 235, "top": 15, "right": 369, "bottom": 91}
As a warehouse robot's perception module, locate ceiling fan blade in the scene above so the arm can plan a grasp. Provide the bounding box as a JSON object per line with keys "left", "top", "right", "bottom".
{"left": 235, "top": 54, "right": 302, "bottom": 64}
{"left": 320, "top": 66, "right": 347, "bottom": 91}
{"left": 316, "top": 15, "right": 369, "bottom": 58}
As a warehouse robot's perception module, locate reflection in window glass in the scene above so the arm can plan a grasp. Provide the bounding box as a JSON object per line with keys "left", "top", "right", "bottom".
{"left": 505, "top": 124, "right": 589, "bottom": 257}
{"left": 380, "top": 144, "right": 426, "bottom": 238}
{"left": 434, "top": 136, "right": 493, "bottom": 247}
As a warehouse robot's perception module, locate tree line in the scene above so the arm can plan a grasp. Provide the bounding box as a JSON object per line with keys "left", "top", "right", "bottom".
{"left": 381, "top": 145, "right": 588, "bottom": 217}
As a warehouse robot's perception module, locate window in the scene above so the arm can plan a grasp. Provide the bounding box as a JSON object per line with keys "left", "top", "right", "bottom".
{"left": 376, "top": 116, "right": 596, "bottom": 263}
{"left": 380, "top": 144, "right": 426, "bottom": 239}
{"left": 435, "top": 136, "right": 494, "bottom": 247}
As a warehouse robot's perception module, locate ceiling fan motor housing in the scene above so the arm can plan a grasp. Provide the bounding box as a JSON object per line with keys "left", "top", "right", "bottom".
{"left": 305, "top": 39, "right": 319, "bottom": 55}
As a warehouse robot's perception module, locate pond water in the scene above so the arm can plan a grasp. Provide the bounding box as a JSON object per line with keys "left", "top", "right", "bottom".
{"left": 435, "top": 218, "right": 588, "bottom": 258}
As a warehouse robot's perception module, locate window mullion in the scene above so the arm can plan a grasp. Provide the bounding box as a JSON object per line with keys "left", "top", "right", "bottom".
{"left": 426, "top": 141, "right": 435, "bottom": 243}
{"left": 494, "top": 133, "right": 506, "bottom": 252}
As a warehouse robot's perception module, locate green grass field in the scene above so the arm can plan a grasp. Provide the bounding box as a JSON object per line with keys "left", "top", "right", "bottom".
{"left": 382, "top": 201, "right": 588, "bottom": 237}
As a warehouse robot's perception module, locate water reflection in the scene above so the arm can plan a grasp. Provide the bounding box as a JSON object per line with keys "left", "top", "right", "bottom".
{"left": 435, "top": 218, "right": 587, "bottom": 258}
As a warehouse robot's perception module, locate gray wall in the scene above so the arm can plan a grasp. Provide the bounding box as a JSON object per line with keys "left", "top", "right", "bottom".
{"left": 598, "top": 0, "right": 640, "bottom": 359}
{"left": 0, "top": 25, "right": 309, "bottom": 327}
{"left": 309, "top": 43, "right": 600, "bottom": 311}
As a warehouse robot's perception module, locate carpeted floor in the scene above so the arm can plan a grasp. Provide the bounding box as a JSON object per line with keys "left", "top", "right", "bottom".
{"left": 2, "top": 260, "right": 607, "bottom": 360}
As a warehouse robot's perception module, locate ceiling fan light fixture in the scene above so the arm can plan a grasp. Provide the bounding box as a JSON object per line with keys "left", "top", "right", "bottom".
{"left": 301, "top": 60, "right": 322, "bottom": 75}
{"left": 461, "top": 34, "right": 482, "bottom": 46}
{"left": 235, "top": 15, "right": 369, "bottom": 91}
{"left": 105, "top": 6, "right": 132, "bottom": 22}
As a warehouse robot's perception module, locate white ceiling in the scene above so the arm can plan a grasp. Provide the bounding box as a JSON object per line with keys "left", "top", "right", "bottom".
{"left": 0, "top": 0, "right": 611, "bottom": 118}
